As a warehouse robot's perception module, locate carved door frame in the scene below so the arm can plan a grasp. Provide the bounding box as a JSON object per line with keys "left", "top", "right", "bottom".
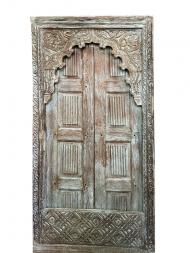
{"left": 31, "top": 16, "right": 154, "bottom": 253}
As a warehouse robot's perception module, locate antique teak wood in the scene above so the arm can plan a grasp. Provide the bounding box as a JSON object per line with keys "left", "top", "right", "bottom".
{"left": 31, "top": 16, "right": 154, "bottom": 253}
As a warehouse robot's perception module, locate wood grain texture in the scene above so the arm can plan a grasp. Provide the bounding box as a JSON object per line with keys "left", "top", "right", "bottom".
{"left": 57, "top": 128, "right": 83, "bottom": 141}
{"left": 94, "top": 46, "right": 107, "bottom": 209}
{"left": 46, "top": 91, "right": 58, "bottom": 208}
{"left": 32, "top": 16, "right": 154, "bottom": 252}
{"left": 82, "top": 45, "right": 95, "bottom": 209}
{"left": 34, "top": 243, "right": 149, "bottom": 253}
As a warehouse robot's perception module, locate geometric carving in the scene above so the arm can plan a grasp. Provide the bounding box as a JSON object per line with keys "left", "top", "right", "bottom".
{"left": 41, "top": 29, "right": 142, "bottom": 105}
{"left": 41, "top": 209, "right": 145, "bottom": 248}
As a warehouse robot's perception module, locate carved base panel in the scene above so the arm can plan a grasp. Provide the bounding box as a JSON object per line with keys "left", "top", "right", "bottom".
{"left": 34, "top": 244, "right": 149, "bottom": 253}
{"left": 41, "top": 209, "right": 145, "bottom": 248}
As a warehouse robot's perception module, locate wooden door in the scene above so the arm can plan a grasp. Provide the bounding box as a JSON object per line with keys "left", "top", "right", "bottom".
{"left": 45, "top": 44, "right": 142, "bottom": 212}
{"left": 93, "top": 45, "right": 142, "bottom": 211}
{"left": 32, "top": 16, "right": 154, "bottom": 253}
{"left": 46, "top": 46, "right": 95, "bottom": 209}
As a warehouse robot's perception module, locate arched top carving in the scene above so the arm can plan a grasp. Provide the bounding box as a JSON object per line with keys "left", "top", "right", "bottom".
{"left": 42, "top": 29, "right": 142, "bottom": 105}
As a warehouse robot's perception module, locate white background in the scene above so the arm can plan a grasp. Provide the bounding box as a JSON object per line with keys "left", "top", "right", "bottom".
{"left": 0, "top": 1, "right": 190, "bottom": 252}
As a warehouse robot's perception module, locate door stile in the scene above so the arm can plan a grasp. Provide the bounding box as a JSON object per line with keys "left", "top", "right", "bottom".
{"left": 94, "top": 46, "right": 107, "bottom": 209}
{"left": 82, "top": 45, "right": 95, "bottom": 209}
{"left": 130, "top": 95, "right": 143, "bottom": 211}
{"left": 45, "top": 90, "right": 58, "bottom": 208}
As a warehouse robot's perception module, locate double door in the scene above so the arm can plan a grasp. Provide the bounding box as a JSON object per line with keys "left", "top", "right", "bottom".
{"left": 45, "top": 44, "right": 142, "bottom": 212}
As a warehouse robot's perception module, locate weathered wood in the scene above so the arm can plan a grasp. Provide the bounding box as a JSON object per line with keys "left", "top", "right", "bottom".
{"left": 130, "top": 95, "right": 143, "bottom": 211}
{"left": 32, "top": 16, "right": 154, "bottom": 253}
{"left": 41, "top": 209, "right": 145, "bottom": 247}
{"left": 47, "top": 48, "right": 85, "bottom": 208}
{"left": 58, "top": 79, "right": 82, "bottom": 92}
{"left": 58, "top": 177, "right": 83, "bottom": 190}
{"left": 46, "top": 91, "right": 58, "bottom": 208}
{"left": 82, "top": 44, "right": 95, "bottom": 209}
{"left": 94, "top": 46, "right": 107, "bottom": 209}
{"left": 57, "top": 128, "right": 83, "bottom": 141}
{"left": 34, "top": 243, "right": 148, "bottom": 253}
{"left": 106, "top": 127, "right": 132, "bottom": 142}
{"left": 105, "top": 178, "right": 131, "bottom": 192}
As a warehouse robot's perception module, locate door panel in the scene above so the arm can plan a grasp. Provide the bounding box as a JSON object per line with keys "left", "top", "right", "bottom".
{"left": 56, "top": 48, "right": 85, "bottom": 208}
{"left": 46, "top": 46, "right": 95, "bottom": 209}
{"left": 45, "top": 44, "right": 142, "bottom": 211}
{"left": 94, "top": 45, "right": 142, "bottom": 211}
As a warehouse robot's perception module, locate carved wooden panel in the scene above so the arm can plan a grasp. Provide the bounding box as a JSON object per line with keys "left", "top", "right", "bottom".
{"left": 58, "top": 142, "right": 82, "bottom": 176}
{"left": 107, "top": 93, "right": 129, "bottom": 126}
{"left": 41, "top": 209, "right": 145, "bottom": 247}
{"left": 58, "top": 94, "right": 82, "bottom": 127}
{"left": 32, "top": 16, "right": 154, "bottom": 253}
{"left": 106, "top": 143, "right": 130, "bottom": 177}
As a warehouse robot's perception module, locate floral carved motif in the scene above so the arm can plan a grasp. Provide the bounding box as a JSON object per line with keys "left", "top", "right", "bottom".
{"left": 41, "top": 29, "right": 142, "bottom": 105}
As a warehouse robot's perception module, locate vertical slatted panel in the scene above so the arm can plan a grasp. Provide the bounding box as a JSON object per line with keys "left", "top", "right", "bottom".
{"left": 58, "top": 143, "right": 82, "bottom": 176}
{"left": 108, "top": 94, "right": 127, "bottom": 126}
{"left": 63, "top": 48, "right": 79, "bottom": 77}
{"left": 110, "top": 54, "right": 125, "bottom": 77}
{"left": 59, "top": 191, "right": 81, "bottom": 208}
{"left": 107, "top": 144, "right": 130, "bottom": 177}
{"left": 58, "top": 94, "right": 82, "bottom": 127}
{"left": 111, "top": 194, "right": 128, "bottom": 211}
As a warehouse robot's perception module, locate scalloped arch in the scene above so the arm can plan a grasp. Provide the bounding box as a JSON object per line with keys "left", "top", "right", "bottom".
{"left": 42, "top": 29, "right": 142, "bottom": 105}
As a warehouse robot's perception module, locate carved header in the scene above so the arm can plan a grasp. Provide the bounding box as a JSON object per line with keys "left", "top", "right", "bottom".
{"left": 42, "top": 29, "right": 142, "bottom": 105}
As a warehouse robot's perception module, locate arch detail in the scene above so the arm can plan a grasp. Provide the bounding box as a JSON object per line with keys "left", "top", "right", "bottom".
{"left": 42, "top": 29, "right": 142, "bottom": 105}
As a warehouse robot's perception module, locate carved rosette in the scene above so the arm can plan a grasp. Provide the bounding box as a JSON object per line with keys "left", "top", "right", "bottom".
{"left": 41, "top": 29, "right": 142, "bottom": 105}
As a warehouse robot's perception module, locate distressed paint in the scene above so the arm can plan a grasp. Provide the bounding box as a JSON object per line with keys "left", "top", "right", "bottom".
{"left": 31, "top": 16, "right": 154, "bottom": 253}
